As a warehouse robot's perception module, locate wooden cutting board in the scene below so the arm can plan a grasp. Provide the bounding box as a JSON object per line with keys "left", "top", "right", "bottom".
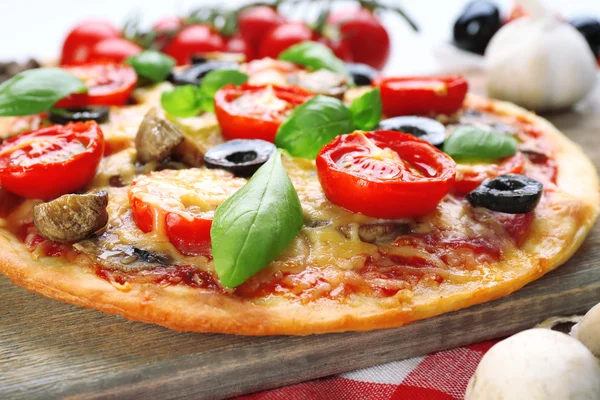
{"left": 1, "top": 73, "right": 600, "bottom": 400}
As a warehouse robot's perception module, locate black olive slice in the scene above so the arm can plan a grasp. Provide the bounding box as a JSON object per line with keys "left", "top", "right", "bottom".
{"left": 378, "top": 116, "right": 446, "bottom": 148}
{"left": 190, "top": 55, "right": 208, "bottom": 64}
{"left": 453, "top": 0, "right": 501, "bottom": 55}
{"left": 344, "top": 63, "right": 378, "bottom": 86}
{"left": 49, "top": 107, "right": 110, "bottom": 125}
{"left": 167, "top": 61, "right": 239, "bottom": 86}
{"left": 466, "top": 174, "right": 543, "bottom": 214}
{"left": 204, "top": 139, "right": 276, "bottom": 178}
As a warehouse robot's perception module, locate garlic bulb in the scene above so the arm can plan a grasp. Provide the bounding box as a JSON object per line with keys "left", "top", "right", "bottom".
{"left": 485, "top": 0, "right": 597, "bottom": 111}
{"left": 465, "top": 329, "right": 600, "bottom": 400}
{"left": 571, "top": 302, "right": 600, "bottom": 358}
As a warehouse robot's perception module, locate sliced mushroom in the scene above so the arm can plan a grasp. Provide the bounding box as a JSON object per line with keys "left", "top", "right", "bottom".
{"left": 74, "top": 235, "right": 172, "bottom": 272}
{"left": 135, "top": 107, "right": 184, "bottom": 164}
{"left": 33, "top": 191, "right": 109, "bottom": 244}
{"left": 304, "top": 219, "right": 331, "bottom": 228}
{"left": 338, "top": 222, "right": 411, "bottom": 244}
{"left": 287, "top": 70, "right": 348, "bottom": 99}
{"left": 0, "top": 59, "right": 40, "bottom": 84}
{"left": 172, "top": 136, "right": 205, "bottom": 167}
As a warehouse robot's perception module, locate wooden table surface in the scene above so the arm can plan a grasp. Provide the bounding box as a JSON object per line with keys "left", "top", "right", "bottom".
{"left": 1, "top": 73, "right": 599, "bottom": 400}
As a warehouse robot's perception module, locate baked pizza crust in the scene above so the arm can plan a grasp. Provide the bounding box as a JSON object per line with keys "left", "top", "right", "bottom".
{"left": 0, "top": 94, "right": 598, "bottom": 335}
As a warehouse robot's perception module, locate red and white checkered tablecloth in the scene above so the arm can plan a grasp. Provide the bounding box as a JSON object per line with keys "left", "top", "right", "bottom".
{"left": 236, "top": 340, "right": 499, "bottom": 400}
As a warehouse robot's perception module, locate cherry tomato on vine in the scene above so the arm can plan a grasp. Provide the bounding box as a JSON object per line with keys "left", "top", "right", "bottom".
{"left": 238, "top": 6, "right": 285, "bottom": 52}
{"left": 374, "top": 75, "right": 469, "bottom": 117}
{"left": 88, "top": 38, "right": 142, "bottom": 63}
{"left": 258, "top": 22, "right": 316, "bottom": 59}
{"left": 327, "top": 8, "right": 390, "bottom": 70}
{"left": 55, "top": 63, "right": 137, "bottom": 108}
{"left": 153, "top": 16, "right": 183, "bottom": 33}
{"left": 214, "top": 83, "right": 313, "bottom": 142}
{"left": 0, "top": 122, "right": 104, "bottom": 200}
{"left": 226, "top": 34, "right": 255, "bottom": 61}
{"left": 150, "top": 16, "right": 183, "bottom": 49}
{"left": 318, "top": 37, "right": 353, "bottom": 61}
{"left": 163, "top": 24, "right": 226, "bottom": 65}
{"left": 316, "top": 130, "right": 456, "bottom": 219}
{"left": 60, "top": 20, "right": 121, "bottom": 65}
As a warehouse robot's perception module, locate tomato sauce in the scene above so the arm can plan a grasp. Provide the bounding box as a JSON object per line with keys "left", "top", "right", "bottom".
{"left": 491, "top": 212, "right": 535, "bottom": 246}
{"left": 95, "top": 265, "right": 224, "bottom": 292}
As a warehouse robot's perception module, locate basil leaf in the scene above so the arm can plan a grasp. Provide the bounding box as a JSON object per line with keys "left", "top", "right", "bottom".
{"left": 275, "top": 95, "right": 354, "bottom": 159}
{"left": 0, "top": 68, "right": 86, "bottom": 116}
{"left": 278, "top": 41, "right": 346, "bottom": 75}
{"left": 126, "top": 50, "right": 176, "bottom": 83}
{"left": 198, "top": 69, "right": 248, "bottom": 112}
{"left": 443, "top": 126, "right": 519, "bottom": 161}
{"left": 349, "top": 87, "right": 382, "bottom": 131}
{"left": 160, "top": 85, "right": 203, "bottom": 118}
{"left": 211, "top": 150, "right": 303, "bottom": 288}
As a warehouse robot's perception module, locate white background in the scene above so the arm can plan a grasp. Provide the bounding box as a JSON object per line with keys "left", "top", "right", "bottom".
{"left": 0, "top": 0, "right": 598, "bottom": 74}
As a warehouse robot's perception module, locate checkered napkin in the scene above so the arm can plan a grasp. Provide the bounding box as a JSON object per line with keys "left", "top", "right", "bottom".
{"left": 236, "top": 340, "right": 498, "bottom": 400}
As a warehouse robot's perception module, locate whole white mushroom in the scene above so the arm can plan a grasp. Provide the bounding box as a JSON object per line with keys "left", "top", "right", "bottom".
{"left": 572, "top": 302, "right": 600, "bottom": 358}
{"left": 465, "top": 329, "right": 600, "bottom": 400}
{"left": 485, "top": 0, "right": 597, "bottom": 111}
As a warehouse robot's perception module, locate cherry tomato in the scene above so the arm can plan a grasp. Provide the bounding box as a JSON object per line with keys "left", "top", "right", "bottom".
{"left": 128, "top": 169, "right": 244, "bottom": 256}
{"left": 153, "top": 16, "right": 183, "bottom": 33}
{"left": 374, "top": 75, "right": 469, "bottom": 117}
{"left": 55, "top": 63, "right": 137, "bottom": 108}
{"left": 163, "top": 24, "right": 226, "bottom": 65}
{"left": 318, "top": 37, "right": 353, "bottom": 61}
{"left": 88, "top": 38, "right": 142, "bottom": 63}
{"left": 226, "top": 34, "right": 255, "bottom": 61}
{"left": 151, "top": 16, "right": 184, "bottom": 50}
{"left": 327, "top": 8, "right": 390, "bottom": 70}
{"left": 258, "top": 22, "right": 315, "bottom": 59}
{"left": 0, "top": 122, "right": 104, "bottom": 200}
{"left": 214, "top": 83, "right": 313, "bottom": 142}
{"left": 453, "top": 152, "right": 525, "bottom": 196}
{"left": 238, "top": 6, "right": 284, "bottom": 52}
{"left": 60, "top": 20, "right": 121, "bottom": 65}
{"left": 316, "top": 130, "right": 456, "bottom": 219}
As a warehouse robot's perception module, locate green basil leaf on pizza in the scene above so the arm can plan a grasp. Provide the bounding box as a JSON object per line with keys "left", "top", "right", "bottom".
{"left": 126, "top": 50, "right": 176, "bottom": 83}
{"left": 161, "top": 70, "right": 248, "bottom": 117}
{"left": 160, "top": 85, "right": 204, "bottom": 118}
{"left": 198, "top": 69, "right": 248, "bottom": 112}
{"left": 275, "top": 95, "right": 354, "bottom": 159}
{"left": 0, "top": 68, "right": 87, "bottom": 116}
{"left": 349, "top": 87, "right": 382, "bottom": 131}
{"left": 443, "top": 126, "right": 519, "bottom": 161}
{"left": 211, "top": 150, "right": 303, "bottom": 288}
{"left": 278, "top": 41, "right": 346, "bottom": 75}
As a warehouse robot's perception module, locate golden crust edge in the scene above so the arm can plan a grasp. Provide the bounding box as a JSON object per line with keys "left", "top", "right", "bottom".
{"left": 0, "top": 95, "right": 598, "bottom": 335}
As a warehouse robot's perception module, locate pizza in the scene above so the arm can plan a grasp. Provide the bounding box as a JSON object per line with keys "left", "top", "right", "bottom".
{"left": 0, "top": 47, "right": 597, "bottom": 336}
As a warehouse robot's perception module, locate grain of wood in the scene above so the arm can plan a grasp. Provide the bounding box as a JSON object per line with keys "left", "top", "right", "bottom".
{"left": 1, "top": 73, "right": 599, "bottom": 400}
